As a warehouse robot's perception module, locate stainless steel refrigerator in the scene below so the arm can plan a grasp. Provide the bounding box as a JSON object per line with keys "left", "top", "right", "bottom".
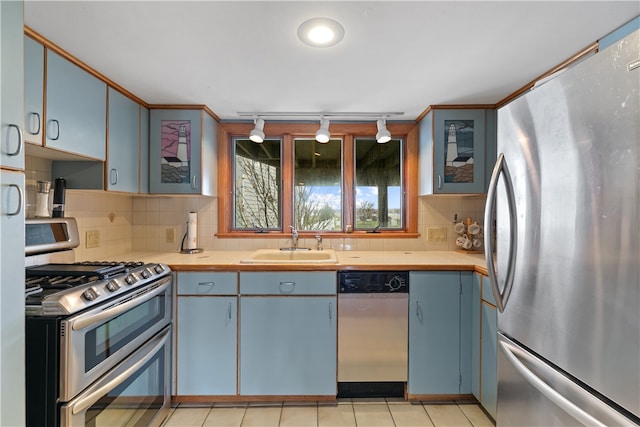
{"left": 484, "top": 28, "right": 639, "bottom": 426}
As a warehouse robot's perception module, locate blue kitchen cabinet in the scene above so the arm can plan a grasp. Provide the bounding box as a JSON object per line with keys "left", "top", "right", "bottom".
{"left": 106, "top": 88, "right": 140, "bottom": 193}
{"left": 418, "top": 107, "right": 496, "bottom": 195}
{"left": 24, "top": 35, "right": 44, "bottom": 147}
{"left": 175, "top": 272, "right": 237, "bottom": 396}
{"left": 1, "top": 1, "right": 24, "bottom": 170}
{"left": 0, "top": 171, "right": 25, "bottom": 426}
{"left": 149, "top": 108, "right": 217, "bottom": 195}
{"left": 408, "top": 271, "right": 472, "bottom": 396}
{"left": 239, "top": 296, "right": 336, "bottom": 396}
{"left": 0, "top": 2, "right": 25, "bottom": 424}
{"left": 471, "top": 273, "right": 482, "bottom": 400}
{"left": 45, "top": 50, "right": 107, "bottom": 160}
{"left": 139, "top": 106, "right": 150, "bottom": 193}
{"left": 481, "top": 286, "right": 497, "bottom": 419}
{"left": 599, "top": 16, "right": 639, "bottom": 51}
{"left": 239, "top": 271, "right": 336, "bottom": 396}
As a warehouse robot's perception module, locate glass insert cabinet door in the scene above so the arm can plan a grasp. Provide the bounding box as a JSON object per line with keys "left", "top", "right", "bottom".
{"left": 149, "top": 109, "right": 202, "bottom": 194}
{"left": 432, "top": 109, "right": 487, "bottom": 194}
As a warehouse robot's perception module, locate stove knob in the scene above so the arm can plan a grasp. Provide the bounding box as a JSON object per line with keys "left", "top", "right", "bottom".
{"left": 153, "top": 264, "right": 165, "bottom": 274}
{"left": 106, "top": 280, "right": 120, "bottom": 292}
{"left": 82, "top": 287, "right": 99, "bottom": 301}
{"left": 125, "top": 274, "right": 137, "bottom": 285}
{"left": 141, "top": 269, "right": 152, "bottom": 279}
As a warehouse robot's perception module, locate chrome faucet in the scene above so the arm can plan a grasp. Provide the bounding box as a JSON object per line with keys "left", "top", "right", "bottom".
{"left": 289, "top": 225, "right": 299, "bottom": 249}
{"left": 315, "top": 235, "right": 323, "bottom": 251}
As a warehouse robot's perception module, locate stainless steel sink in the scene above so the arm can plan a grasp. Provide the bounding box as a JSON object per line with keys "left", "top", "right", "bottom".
{"left": 239, "top": 248, "right": 338, "bottom": 264}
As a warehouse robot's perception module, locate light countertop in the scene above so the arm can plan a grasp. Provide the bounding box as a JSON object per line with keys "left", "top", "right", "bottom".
{"left": 108, "top": 250, "right": 488, "bottom": 275}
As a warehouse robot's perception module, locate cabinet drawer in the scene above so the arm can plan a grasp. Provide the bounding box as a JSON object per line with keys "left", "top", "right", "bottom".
{"left": 177, "top": 272, "right": 237, "bottom": 295}
{"left": 480, "top": 275, "right": 496, "bottom": 305}
{"left": 240, "top": 272, "right": 336, "bottom": 295}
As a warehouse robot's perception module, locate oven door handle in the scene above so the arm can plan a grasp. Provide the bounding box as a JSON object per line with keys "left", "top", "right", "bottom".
{"left": 68, "top": 326, "right": 170, "bottom": 415}
{"left": 71, "top": 276, "right": 171, "bottom": 331}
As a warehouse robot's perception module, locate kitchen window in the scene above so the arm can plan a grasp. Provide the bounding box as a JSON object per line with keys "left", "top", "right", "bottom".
{"left": 217, "top": 122, "right": 419, "bottom": 237}
{"left": 233, "top": 138, "right": 282, "bottom": 230}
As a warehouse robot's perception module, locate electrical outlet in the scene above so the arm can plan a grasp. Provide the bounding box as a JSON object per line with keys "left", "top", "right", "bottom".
{"left": 86, "top": 230, "right": 100, "bottom": 248}
{"left": 427, "top": 227, "right": 447, "bottom": 242}
{"left": 165, "top": 228, "right": 175, "bottom": 243}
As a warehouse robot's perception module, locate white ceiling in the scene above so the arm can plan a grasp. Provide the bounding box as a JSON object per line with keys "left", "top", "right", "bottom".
{"left": 24, "top": 1, "right": 639, "bottom": 121}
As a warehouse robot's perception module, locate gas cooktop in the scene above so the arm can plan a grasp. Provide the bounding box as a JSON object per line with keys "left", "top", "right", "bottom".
{"left": 25, "top": 261, "right": 170, "bottom": 316}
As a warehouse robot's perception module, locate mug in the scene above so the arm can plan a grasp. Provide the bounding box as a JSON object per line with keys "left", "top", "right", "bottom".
{"left": 472, "top": 238, "right": 482, "bottom": 248}
{"left": 468, "top": 222, "right": 481, "bottom": 235}
{"left": 453, "top": 222, "right": 466, "bottom": 234}
{"left": 456, "top": 235, "right": 472, "bottom": 249}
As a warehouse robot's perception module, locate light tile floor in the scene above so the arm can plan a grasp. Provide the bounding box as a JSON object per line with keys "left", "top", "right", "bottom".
{"left": 161, "top": 399, "right": 495, "bottom": 427}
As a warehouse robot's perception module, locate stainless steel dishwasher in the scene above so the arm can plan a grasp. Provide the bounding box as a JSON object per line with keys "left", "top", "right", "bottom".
{"left": 337, "top": 271, "right": 409, "bottom": 397}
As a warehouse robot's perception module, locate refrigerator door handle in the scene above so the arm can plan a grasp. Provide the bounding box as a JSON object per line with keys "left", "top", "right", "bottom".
{"left": 484, "top": 152, "right": 517, "bottom": 312}
{"left": 498, "top": 335, "right": 636, "bottom": 427}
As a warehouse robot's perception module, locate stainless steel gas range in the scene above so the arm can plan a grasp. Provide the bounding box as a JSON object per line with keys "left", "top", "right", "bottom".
{"left": 25, "top": 218, "right": 172, "bottom": 427}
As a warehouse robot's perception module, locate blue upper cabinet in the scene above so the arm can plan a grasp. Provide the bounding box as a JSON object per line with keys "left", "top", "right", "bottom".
{"left": 149, "top": 108, "right": 217, "bottom": 195}
{"left": 419, "top": 107, "right": 496, "bottom": 195}
{"left": 107, "top": 88, "right": 140, "bottom": 193}
{"left": 1, "top": 1, "right": 24, "bottom": 170}
{"left": 598, "top": 17, "right": 639, "bottom": 51}
{"left": 24, "top": 36, "right": 43, "bottom": 148}
{"left": 45, "top": 50, "right": 107, "bottom": 160}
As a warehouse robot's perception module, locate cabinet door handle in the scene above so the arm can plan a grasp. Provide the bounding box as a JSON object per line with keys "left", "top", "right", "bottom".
{"left": 196, "top": 282, "right": 214, "bottom": 294}
{"left": 437, "top": 175, "right": 442, "bottom": 189}
{"left": 28, "top": 112, "right": 41, "bottom": 136}
{"left": 7, "top": 124, "right": 23, "bottom": 156}
{"left": 191, "top": 176, "right": 197, "bottom": 190}
{"left": 278, "top": 281, "right": 295, "bottom": 293}
{"left": 328, "top": 302, "right": 333, "bottom": 321}
{"left": 227, "top": 302, "right": 232, "bottom": 320}
{"left": 6, "top": 184, "right": 24, "bottom": 216}
{"left": 415, "top": 300, "right": 423, "bottom": 323}
{"left": 110, "top": 168, "right": 118, "bottom": 185}
{"left": 48, "top": 119, "right": 60, "bottom": 141}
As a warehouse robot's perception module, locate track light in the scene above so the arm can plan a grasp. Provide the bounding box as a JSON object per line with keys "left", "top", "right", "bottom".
{"left": 315, "top": 118, "right": 331, "bottom": 143}
{"left": 376, "top": 119, "right": 391, "bottom": 143}
{"left": 249, "top": 118, "right": 265, "bottom": 143}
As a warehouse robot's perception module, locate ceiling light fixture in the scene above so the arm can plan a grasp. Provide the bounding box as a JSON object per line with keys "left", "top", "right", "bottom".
{"left": 297, "top": 17, "right": 345, "bottom": 48}
{"left": 315, "top": 117, "right": 331, "bottom": 143}
{"left": 249, "top": 118, "right": 265, "bottom": 143}
{"left": 376, "top": 119, "right": 392, "bottom": 143}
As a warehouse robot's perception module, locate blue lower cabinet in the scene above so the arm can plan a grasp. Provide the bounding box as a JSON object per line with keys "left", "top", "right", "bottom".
{"left": 471, "top": 273, "right": 482, "bottom": 399}
{"left": 408, "top": 271, "right": 472, "bottom": 395}
{"left": 176, "top": 296, "right": 237, "bottom": 395}
{"left": 239, "top": 296, "right": 336, "bottom": 396}
{"left": 481, "top": 300, "right": 497, "bottom": 419}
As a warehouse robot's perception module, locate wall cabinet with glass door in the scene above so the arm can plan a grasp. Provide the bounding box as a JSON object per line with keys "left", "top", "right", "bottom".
{"left": 149, "top": 108, "right": 217, "bottom": 195}
{"left": 418, "top": 107, "right": 496, "bottom": 195}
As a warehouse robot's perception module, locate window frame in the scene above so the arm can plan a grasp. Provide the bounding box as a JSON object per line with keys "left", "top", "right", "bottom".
{"left": 217, "top": 121, "right": 419, "bottom": 238}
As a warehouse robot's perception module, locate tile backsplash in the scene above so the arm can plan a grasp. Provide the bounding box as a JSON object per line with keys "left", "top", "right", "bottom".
{"left": 26, "top": 155, "right": 487, "bottom": 259}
